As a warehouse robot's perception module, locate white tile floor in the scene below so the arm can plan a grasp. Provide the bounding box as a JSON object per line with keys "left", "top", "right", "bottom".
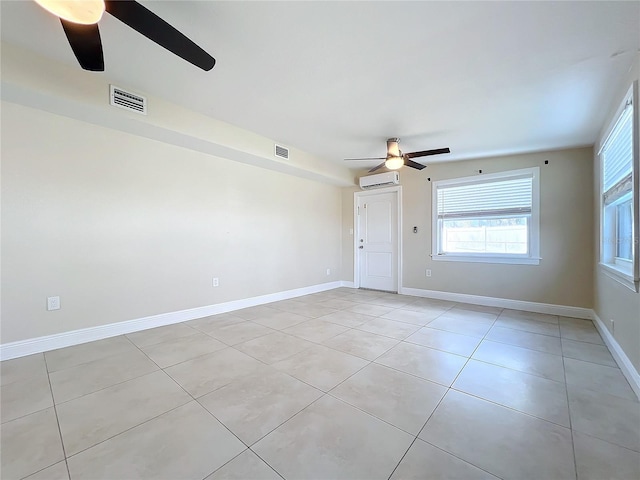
{"left": 1, "top": 288, "right": 639, "bottom": 479}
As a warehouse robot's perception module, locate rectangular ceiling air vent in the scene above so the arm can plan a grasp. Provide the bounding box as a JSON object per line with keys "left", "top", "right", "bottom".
{"left": 110, "top": 85, "right": 147, "bottom": 115}
{"left": 274, "top": 144, "right": 289, "bottom": 160}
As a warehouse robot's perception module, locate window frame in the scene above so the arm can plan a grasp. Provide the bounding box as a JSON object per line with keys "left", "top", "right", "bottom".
{"left": 615, "top": 195, "right": 633, "bottom": 261}
{"left": 431, "top": 166, "right": 541, "bottom": 265}
{"left": 598, "top": 82, "right": 639, "bottom": 292}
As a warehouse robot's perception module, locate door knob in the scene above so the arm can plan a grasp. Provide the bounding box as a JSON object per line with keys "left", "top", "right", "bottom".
{"left": 359, "top": 246, "right": 364, "bottom": 249}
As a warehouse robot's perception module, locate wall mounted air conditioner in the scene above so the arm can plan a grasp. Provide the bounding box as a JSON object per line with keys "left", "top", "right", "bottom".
{"left": 359, "top": 171, "right": 400, "bottom": 189}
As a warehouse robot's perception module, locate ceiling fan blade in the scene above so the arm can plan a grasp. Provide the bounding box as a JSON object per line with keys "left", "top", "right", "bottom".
{"left": 405, "top": 147, "right": 451, "bottom": 159}
{"left": 404, "top": 159, "right": 427, "bottom": 170}
{"left": 345, "top": 157, "right": 386, "bottom": 161}
{"left": 368, "top": 163, "right": 386, "bottom": 173}
{"left": 104, "top": 0, "right": 215, "bottom": 71}
{"left": 60, "top": 20, "right": 104, "bottom": 71}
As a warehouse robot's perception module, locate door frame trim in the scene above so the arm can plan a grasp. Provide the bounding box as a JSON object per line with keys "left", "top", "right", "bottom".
{"left": 353, "top": 186, "right": 403, "bottom": 292}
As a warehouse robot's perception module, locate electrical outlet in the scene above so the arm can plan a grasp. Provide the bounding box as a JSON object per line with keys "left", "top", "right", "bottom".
{"left": 212, "top": 277, "right": 219, "bottom": 287}
{"left": 326, "top": 268, "right": 331, "bottom": 276}
{"left": 426, "top": 269, "right": 432, "bottom": 277}
{"left": 47, "top": 296, "right": 60, "bottom": 311}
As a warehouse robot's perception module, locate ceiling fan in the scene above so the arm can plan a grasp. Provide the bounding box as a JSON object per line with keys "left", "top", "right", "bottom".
{"left": 33, "top": 0, "right": 215, "bottom": 72}
{"left": 345, "top": 138, "right": 450, "bottom": 172}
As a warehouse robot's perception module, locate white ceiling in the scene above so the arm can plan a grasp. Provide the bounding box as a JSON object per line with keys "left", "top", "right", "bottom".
{"left": 2, "top": 1, "right": 639, "bottom": 170}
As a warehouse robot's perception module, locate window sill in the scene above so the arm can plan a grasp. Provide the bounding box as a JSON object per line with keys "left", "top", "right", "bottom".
{"left": 432, "top": 254, "right": 540, "bottom": 265}
{"left": 599, "top": 263, "right": 639, "bottom": 292}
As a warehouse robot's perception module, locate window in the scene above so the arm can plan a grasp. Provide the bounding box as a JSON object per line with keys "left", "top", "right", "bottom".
{"left": 431, "top": 167, "right": 540, "bottom": 265}
{"left": 600, "top": 84, "right": 638, "bottom": 291}
{"left": 616, "top": 198, "right": 633, "bottom": 261}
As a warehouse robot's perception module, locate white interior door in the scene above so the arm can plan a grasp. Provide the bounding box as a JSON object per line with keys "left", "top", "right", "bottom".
{"left": 356, "top": 190, "right": 398, "bottom": 292}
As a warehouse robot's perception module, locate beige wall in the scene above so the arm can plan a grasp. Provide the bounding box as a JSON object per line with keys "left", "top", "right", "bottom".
{"left": 341, "top": 185, "right": 359, "bottom": 282}
{"left": 1, "top": 101, "right": 343, "bottom": 344}
{"left": 0, "top": 43, "right": 353, "bottom": 345}
{"left": 343, "top": 147, "right": 594, "bottom": 308}
{"left": 593, "top": 54, "right": 640, "bottom": 372}
{"left": 0, "top": 43, "right": 354, "bottom": 188}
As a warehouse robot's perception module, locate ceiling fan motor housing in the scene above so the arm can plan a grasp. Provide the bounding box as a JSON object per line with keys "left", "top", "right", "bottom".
{"left": 386, "top": 138, "right": 401, "bottom": 157}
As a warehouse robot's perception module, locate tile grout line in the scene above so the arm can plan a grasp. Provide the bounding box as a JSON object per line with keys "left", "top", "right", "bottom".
{"left": 429, "top": 309, "right": 570, "bottom": 424}
{"left": 124, "top": 334, "right": 262, "bottom": 454}
{"left": 560, "top": 339, "right": 580, "bottom": 480}
{"left": 247, "top": 449, "right": 287, "bottom": 480}
{"left": 413, "top": 438, "right": 506, "bottom": 480}
{"left": 324, "top": 389, "right": 425, "bottom": 439}
{"left": 386, "top": 301, "right": 503, "bottom": 480}
{"left": 49, "top": 333, "right": 224, "bottom": 410}
{"left": 225, "top": 379, "right": 325, "bottom": 446}
{"left": 65, "top": 335, "right": 252, "bottom": 462}
{"left": 49, "top": 370, "right": 161, "bottom": 410}
{"left": 187, "top": 349, "right": 327, "bottom": 453}
{"left": 199, "top": 448, "right": 285, "bottom": 480}
{"left": 62, "top": 399, "right": 193, "bottom": 461}
{"left": 220, "top": 298, "right": 437, "bottom": 466}
{"left": 195, "top": 450, "right": 246, "bottom": 480}
{"left": 146, "top": 316, "right": 344, "bottom": 472}
{"left": 245, "top": 392, "right": 330, "bottom": 477}
{"left": 329, "top": 303, "right": 501, "bottom": 477}
{"left": 396, "top": 303, "right": 507, "bottom": 480}
{"left": 446, "top": 386, "right": 571, "bottom": 429}
{"left": 445, "top": 304, "right": 502, "bottom": 388}
{"left": 42, "top": 353, "right": 72, "bottom": 480}
{"left": 386, "top": 436, "right": 420, "bottom": 480}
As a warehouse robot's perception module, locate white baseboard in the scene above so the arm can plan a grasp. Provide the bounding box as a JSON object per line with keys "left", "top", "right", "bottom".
{"left": 399, "top": 287, "right": 592, "bottom": 319}
{"left": 0, "top": 281, "right": 343, "bottom": 361}
{"left": 591, "top": 312, "right": 640, "bottom": 400}
{"left": 6, "top": 281, "right": 637, "bottom": 402}
{"left": 399, "top": 287, "right": 638, "bottom": 399}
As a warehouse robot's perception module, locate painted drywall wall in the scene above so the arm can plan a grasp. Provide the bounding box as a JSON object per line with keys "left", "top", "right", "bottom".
{"left": 1, "top": 101, "right": 343, "bottom": 343}
{"left": 343, "top": 147, "right": 594, "bottom": 308}
{"left": 341, "top": 183, "right": 359, "bottom": 283}
{"left": 0, "top": 43, "right": 354, "bottom": 187}
{"left": 593, "top": 54, "right": 640, "bottom": 372}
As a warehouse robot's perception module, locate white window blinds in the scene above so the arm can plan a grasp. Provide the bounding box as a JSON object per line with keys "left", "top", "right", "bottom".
{"left": 602, "top": 101, "right": 633, "bottom": 201}
{"left": 436, "top": 175, "right": 533, "bottom": 219}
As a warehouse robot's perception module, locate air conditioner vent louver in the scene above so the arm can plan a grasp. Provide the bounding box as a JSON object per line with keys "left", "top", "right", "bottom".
{"left": 110, "top": 85, "right": 147, "bottom": 115}
{"left": 275, "top": 144, "right": 289, "bottom": 159}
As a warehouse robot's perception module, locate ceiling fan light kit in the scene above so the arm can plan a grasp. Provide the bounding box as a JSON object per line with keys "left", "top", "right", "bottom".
{"left": 385, "top": 156, "right": 404, "bottom": 170}
{"left": 34, "top": 0, "right": 104, "bottom": 25}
